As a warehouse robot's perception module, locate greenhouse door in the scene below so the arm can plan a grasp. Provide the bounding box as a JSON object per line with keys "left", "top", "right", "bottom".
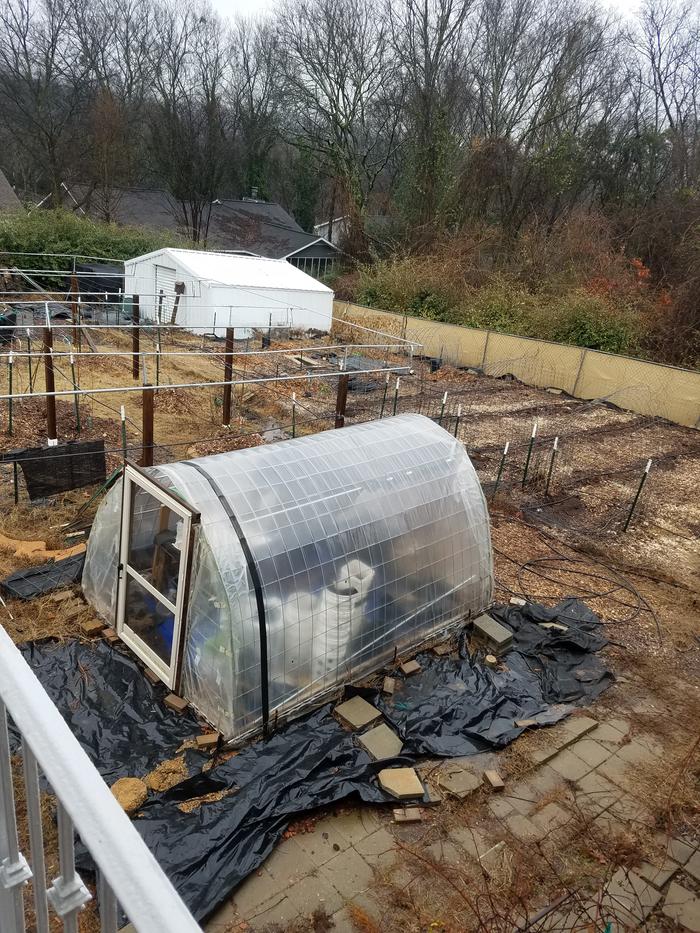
{"left": 116, "top": 464, "right": 198, "bottom": 689}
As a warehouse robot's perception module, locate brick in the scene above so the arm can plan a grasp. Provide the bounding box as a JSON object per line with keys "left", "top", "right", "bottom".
{"left": 144, "top": 668, "right": 160, "bottom": 685}
{"left": 335, "top": 696, "right": 382, "bottom": 730}
{"left": 663, "top": 881, "right": 700, "bottom": 931}
{"left": 378, "top": 767, "right": 424, "bottom": 799}
{"left": 432, "top": 643, "right": 452, "bottom": 656}
{"left": 102, "top": 627, "right": 120, "bottom": 643}
{"left": 382, "top": 676, "right": 395, "bottom": 695}
{"left": 399, "top": 659, "right": 421, "bottom": 676}
{"left": 393, "top": 807, "right": 422, "bottom": 823}
{"left": 80, "top": 619, "right": 105, "bottom": 636}
{"left": 164, "top": 693, "right": 188, "bottom": 713}
{"left": 549, "top": 749, "right": 591, "bottom": 781}
{"left": 196, "top": 732, "right": 220, "bottom": 750}
{"left": 358, "top": 723, "right": 403, "bottom": 761}
{"left": 483, "top": 770, "right": 505, "bottom": 792}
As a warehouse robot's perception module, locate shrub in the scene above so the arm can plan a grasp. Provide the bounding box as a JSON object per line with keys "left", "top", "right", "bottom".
{"left": 0, "top": 209, "right": 185, "bottom": 274}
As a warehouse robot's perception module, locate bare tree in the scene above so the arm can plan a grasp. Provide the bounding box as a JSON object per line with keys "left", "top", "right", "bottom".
{"left": 0, "top": 0, "right": 94, "bottom": 204}
{"left": 277, "top": 0, "right": 402, "bottom": 254}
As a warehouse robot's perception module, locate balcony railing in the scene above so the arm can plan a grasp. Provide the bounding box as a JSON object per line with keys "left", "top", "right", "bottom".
{"left": 0, "top": 623, "right": 201, "bottom": 933}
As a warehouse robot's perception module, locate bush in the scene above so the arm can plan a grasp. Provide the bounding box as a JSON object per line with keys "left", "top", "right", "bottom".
{"left": 549, "top": 293, "right": 641, "bottom": 355}
{"left": 0, "top": 209, "right": 185, "bottom": 273}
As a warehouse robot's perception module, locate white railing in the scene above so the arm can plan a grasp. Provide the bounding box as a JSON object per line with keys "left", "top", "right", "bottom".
{"left": 0, "top": 624, "right": 202, "bottom": 933}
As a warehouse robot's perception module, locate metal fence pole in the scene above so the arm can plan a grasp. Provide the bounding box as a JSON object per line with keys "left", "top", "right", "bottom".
{"left": 623, "top": 459, "right": 651, "bottom": 532}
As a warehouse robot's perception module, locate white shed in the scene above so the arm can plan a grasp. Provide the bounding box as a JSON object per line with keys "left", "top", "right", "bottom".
{"left": 123, "top": 248, "right": 334, "bottom": 337}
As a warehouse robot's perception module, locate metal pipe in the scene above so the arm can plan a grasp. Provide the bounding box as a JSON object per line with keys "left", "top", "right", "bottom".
{"left": 392, "top": 377, "right": 401, "bottom": 416}
{"left": 544, "top": 436, "right": 559, "bottom": 497}
{"left": 438, "top": 391, "right": 447, "bottom": 425}
{"left": 491, "top": 441, "right": 509, "bottom": 501}
{"left": 623, "top": 459, "right": 652, "bottom": 532}
{"left": 0, "top": 365, "right": 410, "bottom": 402}
{"left": 0, "top": 342, "right": 410, "bottom": 360}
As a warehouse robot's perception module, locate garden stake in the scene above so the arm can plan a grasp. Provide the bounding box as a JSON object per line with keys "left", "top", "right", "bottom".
{"left": 13, "top": 461, "right": 18, "bottom": 504}
{"left": 120, "top": 406, "right": 127, "bottom": 460}
{"left": 392, "top": 377, "right": 401, "bottom": 416}
{"left": 544, "top": 436, "right": 559, "bottom": 497}
{"left": 623, "top": 459, "right": 651, "bottom": 532}
{"left": 292, "top": 393, "right": 296, "bottom": 438}
{"left": 7, "top": 353, "right": 12, "bottom": 436}
{"left": 453, "top": 404, "right": 461, "bottom": 438}
{"left": 522, "top": 421, "right": 537, "bottom": 489}
{"left": 26, "top": 330, "right": 33, "bottom": 393}
{"left": 379, "top": 373, "right": 390, "bottom": 419}
{"left": 492, "top": 441, "right": 509, "bottom": 500}
{"left": 70, "top": 353, "right": 81, "bottom": 433}
{"left": 438, "top": 391, "right": 447, "bottom": 425}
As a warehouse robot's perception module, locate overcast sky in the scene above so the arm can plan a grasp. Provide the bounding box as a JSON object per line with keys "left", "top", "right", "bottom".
{"left": 209, "top": 0, "right": 643, "bottom": 22}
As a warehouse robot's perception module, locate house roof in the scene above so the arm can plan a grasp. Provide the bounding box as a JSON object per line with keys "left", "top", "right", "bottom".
{"left": 0, "top": 169, "right": 22, "bottom": 212}
{"left": 72, "top": 186, "right": 339, "bottom": 260}
{"left": 125, "top": 248, "right": 333, "bottom": 294}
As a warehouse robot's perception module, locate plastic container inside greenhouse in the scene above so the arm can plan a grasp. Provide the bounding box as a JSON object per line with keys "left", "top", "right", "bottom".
{"left": 83, "top": 414, "right": 493, "bottom": 741}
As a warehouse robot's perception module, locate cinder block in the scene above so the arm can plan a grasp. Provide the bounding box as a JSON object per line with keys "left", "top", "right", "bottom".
{"left": 473, "top": 614, "right": 512, "bottom": 655}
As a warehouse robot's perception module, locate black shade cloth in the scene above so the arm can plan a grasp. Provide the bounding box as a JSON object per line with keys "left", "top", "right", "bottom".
{"left": 16, "top": 599, "right": 613, "bottom": 922}
{"left": 1, "top": 554, "right": 85, "bottom": 600}
{"left": 0, "top": 440, "right": 106, "bottom": 499}
{"left": 74, "top": 262, "right": 125, "bottom": 298}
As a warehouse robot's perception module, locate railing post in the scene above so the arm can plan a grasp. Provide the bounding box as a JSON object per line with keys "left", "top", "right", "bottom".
{"left": 0, "top": 699, "right": 32, "bottom": 933}
{"left": 43, "top": 328, "right": 57, "bottom": 446}
{"left": 132, "top": 296, "right": 140, "bottom": 381}
{"left": 335, "top": 373, "right": 349, "bottom": 429}
{"left": 21, "top": 745, "right": 50, "bottom": 933}
{"left": 222, "top": 327, "right": 234, "bottom": 426}
{"left": 47, "top": 802, "right": 91, "bottom": 931}
{"left": 141, "top": 384, "right": 154, "bottom": 467}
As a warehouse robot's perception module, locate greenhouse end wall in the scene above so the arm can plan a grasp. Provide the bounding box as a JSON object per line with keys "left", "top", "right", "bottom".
{"left": 83, "top": 415, "right": 493, "bottom": 741}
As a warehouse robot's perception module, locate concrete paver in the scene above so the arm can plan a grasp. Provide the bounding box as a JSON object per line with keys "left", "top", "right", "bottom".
{"left": 662, "top": 881, "right": 700, "bottom": 932}
{"left": 379, "top": 766, "right": 424, "bottom": 799}
{"left": 231, "top": 867, "right": 286, "bottom": 918}
{"left": 686, "top": 850, "right": 700, "bottom": 883}
{"left": 655, "top": 833, "right": 695, "bottom": 866}
{"left": 292, "top": 825, "right": 351, "bottom": 868}
{"left": 616, "top": 738, "right": 659, "bottom": 766}
{"left": 323, "top": 808, "right": 382, "bottom": 846}
{"left": 439, "top": 765, "right": 481, "bottom": 799}
{"left": 575, "top": 770, "right": 622, "bottom": 814}
{"left": 263, "top": 836, "right": 319, "bottom": 884}
{"left": 530, "top": 802, "right": 571, "bottom": 835}
{"left": 358, "top": 723, "right": 403, "bottom": 760}
{"left": 284, "top": 871, "right": 345, "bottom": 917}
{"left": 596, "top": 752, "right": 634, "bottom": 789}
{"left": 637, "top": 855, "right": 680, "bottom": 889}
{"left": 320, "top": 846, "right": 375, "bottom": 899}
{"left": 549, "top": 748, "right": 592, "bottom": 781}
{"left": 505, "top": 813, "right": 542, "bottom": 841}
{"left": 448, "top": 826, "right": 493, "bottom": 861}
{"left": 248, "top": 895, "right": 299, "bottom": 931}
{"left": 335, "top": 695, "right": 382, "bottom": 729}
{"left": 355, "top": 828, "right": 396, "bottom": 859}
{"left": 570, "top": 738, "right": 611, "bottom": 769}
{"left": 599, "top": 867, "right": 663, "bottom": 925}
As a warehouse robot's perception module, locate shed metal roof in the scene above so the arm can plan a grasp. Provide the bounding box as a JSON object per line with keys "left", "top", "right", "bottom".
{"left": 126, "top": 248, "right": 333, "bottom": 294}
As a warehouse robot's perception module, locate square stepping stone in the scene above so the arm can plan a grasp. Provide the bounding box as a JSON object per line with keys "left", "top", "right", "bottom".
{"left": 378, "top": 767, "right": 424, "bottom": 799}
{"left": 662, "top": 881, "right": 700, "bottom": 931}
{"left": 358, "top": 723, "right": 403, "bottom": 761}
{"left": 399, "top": 659, "right": 421, "bottom": 676}
{"left": 335, "top": 696, "right": 382, "bottom": 730}
{"left": 439, "top": 766, "right": 481, "bottom": 799}
{"left": 600, "top": 868, "right": 662, "bottom": 925}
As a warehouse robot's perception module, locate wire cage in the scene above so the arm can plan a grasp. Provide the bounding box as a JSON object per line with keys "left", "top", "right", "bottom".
{"left": 82, "top": 414, "right": 493, "bottom": 741}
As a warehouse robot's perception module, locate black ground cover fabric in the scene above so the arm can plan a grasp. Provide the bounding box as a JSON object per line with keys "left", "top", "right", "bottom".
{"left": 0, "top": 440, "right": 106, "bottom": 500}
{"left": 1, "top": 554, "right": 85, "bottom": 599}
{"left": 18, "top": 599, "right": 613, "bottom": 921}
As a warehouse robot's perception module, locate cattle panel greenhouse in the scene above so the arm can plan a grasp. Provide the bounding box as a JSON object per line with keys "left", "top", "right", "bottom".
{"left": 82, "top": 415, "right": 493, "bottom": 741}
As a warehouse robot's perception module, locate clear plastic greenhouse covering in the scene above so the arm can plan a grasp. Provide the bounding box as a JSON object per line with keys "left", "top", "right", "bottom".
{"left": 83, "top": 414, "right": 493, "bottom": 741}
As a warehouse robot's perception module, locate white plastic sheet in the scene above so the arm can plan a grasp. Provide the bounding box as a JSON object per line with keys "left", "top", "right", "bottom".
{"left": 83, "top": 415, "right": 493, "bottom": 740}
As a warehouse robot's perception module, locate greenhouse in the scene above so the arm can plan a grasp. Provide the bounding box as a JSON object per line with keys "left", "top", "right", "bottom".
{"left": 82, "top": 415, "right": 493, "bottom": 742}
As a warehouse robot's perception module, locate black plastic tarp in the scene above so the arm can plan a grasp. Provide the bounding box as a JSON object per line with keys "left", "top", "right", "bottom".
{"left": 16, "top": 600, "right": 612, "bottom": 921}
{"left": 1, "top": 553, "right": 85, "bottom": 600}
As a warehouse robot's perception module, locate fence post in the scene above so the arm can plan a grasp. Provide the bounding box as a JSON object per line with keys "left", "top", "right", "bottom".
{"left": 43, "top": 328, "right": 57, "bottom": 446}
{"left": 69, "top": 353, "right": 80, "bottom": 434}
{"left": 335, "top": 374, "right": 349, "bottom": 429}
{"left": 572, "top": 348, "right": 587, "bottom": 397}
{"left": 222, "top": 327, "right": 234, "bottom": 425}
{"left": 70, "top": 274, "right": 79, "bottom": 348}
{"left": 141, "top": 384, "right": 154, "bottom": 467}
{"left": 132, "top": 296, "right": 140, "bottom": 381}
{"left": 7, "top": 353, "right": 12, "bottom": 436}
{"left": 480, "top": 329, "right": 492, "bottom": 369}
